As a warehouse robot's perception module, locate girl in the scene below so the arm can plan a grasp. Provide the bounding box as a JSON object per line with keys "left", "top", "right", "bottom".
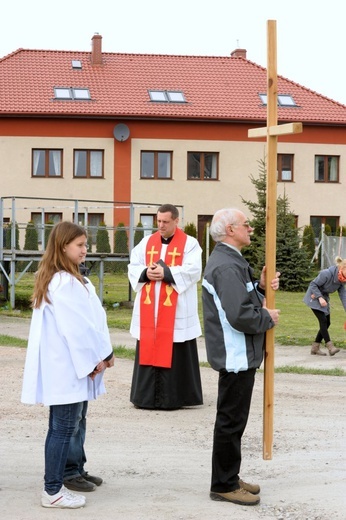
{"left": 21, "top": 222, "right": 114, "bottom": 508}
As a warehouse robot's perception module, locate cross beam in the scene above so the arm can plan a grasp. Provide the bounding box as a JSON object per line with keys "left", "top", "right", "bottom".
{"left": 248, "top": 20, "right": 303, "bottom": 460}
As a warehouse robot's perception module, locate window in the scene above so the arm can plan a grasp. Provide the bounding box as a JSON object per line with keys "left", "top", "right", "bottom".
{"left": 314, "top": 155, "right": 339, "bottom": 182}
{"left": 140, "top": 214, "right": 157, "bottom": 236}
{"left": 277, "top": 154, "right": 294, "bottom": 182}
{"left": 32, "top": 149, "right": 63, "bottom": 177}
{"left": 74, "top": 150, "right": 104, "bottom": 178}
{"left": 311, "top": 216, "right": 339, "bottom": 239}
{"left": 76, "top": 213, "right": 104, "bottom": 244}
{"left": 140, "top": 152, "right": 172, "bottom": 179}
{"left": 148, "top": 90, "right": 186, "bottom": 103}
{"left": 187, "top": 152, "right": 218, "bottom": 180}
{"left": 54, "top": 87, "right": 90, "bottom": 100}
{"left": 259, "top": 94, "right": 297, "bottom": 107}
{"left": 31, "top": 213, "right": 62, "bottom": 243}
{"left": 72, "top": 60, "right": 82, "bottom": 69}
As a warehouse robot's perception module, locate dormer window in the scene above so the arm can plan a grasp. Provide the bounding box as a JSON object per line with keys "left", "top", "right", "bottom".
{"left": 148, "top": 90, "right": 186, "bottom": 103}
{"left": 259, "top": 93, "right": 297, "bottom": 107}
{"left": 54, "top": 87, "right": 91, "bottom": 100}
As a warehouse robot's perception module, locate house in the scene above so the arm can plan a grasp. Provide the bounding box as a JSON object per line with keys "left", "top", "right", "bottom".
{"left": 1, "top": 33, "right": 346, "bottom": 247}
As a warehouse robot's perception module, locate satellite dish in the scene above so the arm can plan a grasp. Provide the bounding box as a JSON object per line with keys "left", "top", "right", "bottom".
{"left": 113, "top": 123, "right": 130, "bottom": 142}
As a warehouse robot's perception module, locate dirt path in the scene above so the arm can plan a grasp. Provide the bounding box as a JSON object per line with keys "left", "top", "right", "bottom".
{"left": 0, "top": 317, "right": 345, "bottom": 519}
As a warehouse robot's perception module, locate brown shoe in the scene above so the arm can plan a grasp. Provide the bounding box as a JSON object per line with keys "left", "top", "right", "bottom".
{"left": 210, "top": 488, "right": 260, "bottom": 506}
{"left": 239, "top": 479, "right": 260, "bottom": 495}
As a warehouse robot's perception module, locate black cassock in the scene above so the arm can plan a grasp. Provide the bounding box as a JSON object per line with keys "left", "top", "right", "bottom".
{"left": 130, "top": 339, "right": 203, "bottom": 410}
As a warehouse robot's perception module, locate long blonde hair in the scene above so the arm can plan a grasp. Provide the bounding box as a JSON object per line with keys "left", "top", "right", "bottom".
{"left": 32, "top": 221, "right": 87, "bottom": 308}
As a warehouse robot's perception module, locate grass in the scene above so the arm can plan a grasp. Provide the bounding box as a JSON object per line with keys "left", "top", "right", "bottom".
{"left": 0, "top": 335, "right": 28, "bottom": 347}
{"left": 1, "top": 272, "right": 346, "bottom": 349}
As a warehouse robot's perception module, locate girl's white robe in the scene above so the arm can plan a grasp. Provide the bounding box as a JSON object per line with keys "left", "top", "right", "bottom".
{"left": 21, "top": 272, "right": 113, "bottom": 406}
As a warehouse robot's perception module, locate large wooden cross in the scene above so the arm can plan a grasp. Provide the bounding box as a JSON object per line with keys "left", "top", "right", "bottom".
{"left": 248, "top": 20, "right": 303, "bottom": 460}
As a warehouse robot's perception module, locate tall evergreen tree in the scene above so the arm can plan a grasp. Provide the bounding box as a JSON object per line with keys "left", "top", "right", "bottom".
{"left": 241, "top": 158, "right": 310, "bottom": 291}
{"left": 114, "top": 222, "right": 128, "bottom": 254}
{"left": 302, "top": 225, "right": 316, "bottom": 262}
{"left": 96, "top": 222, "right": 111, "bottom": 253}
{"left": 113, "top": 222, "right": 128, "bottom": 273}
{"left": 4, "top": 221, "right": 20, "bottom": 249}
{"left": 134, "top": 222, "right": 144, "bottom": 247}
{"left": 184, "top": 222, "right": 197, "bottom": 238}
{"left": 23, "top": 221, "right": 39, "bottom": 272}
{"left": 24, "top": 221, "right": 39, "bottom": 251}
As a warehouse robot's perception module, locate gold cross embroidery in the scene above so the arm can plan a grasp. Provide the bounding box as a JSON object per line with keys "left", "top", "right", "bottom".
{"left": 168, "top": 247, "right": 181, "bottom": 266}
{"left": 147, "top": 246, "right": 158, "bottom": 266}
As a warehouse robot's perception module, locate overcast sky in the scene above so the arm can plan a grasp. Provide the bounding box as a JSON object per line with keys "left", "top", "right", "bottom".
{"left": 2, "top": 0, "right": 346, "bottom": 105}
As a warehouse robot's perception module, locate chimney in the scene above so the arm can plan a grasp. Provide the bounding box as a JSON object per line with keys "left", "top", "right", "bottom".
{"left": 230, "top": 48, "right": 247, "bottom": 59}
{"left": 91, "top": 33, "right": 103, "bottom": 65}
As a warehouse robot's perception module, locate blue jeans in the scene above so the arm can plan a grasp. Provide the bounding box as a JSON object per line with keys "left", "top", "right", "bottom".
{"left": 44, "top": 402, "right": 82, "bottom": 495}
{"left": 64, "top": 401, "right": 88, "bottom": 480}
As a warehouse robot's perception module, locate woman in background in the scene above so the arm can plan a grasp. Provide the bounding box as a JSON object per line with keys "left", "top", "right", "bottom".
{"left": 303, "top": 256, "right": 346, "bottom": 356}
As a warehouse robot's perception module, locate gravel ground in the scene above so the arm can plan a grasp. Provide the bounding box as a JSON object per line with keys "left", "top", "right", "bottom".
{"left": 0, "top": 316, "right": 345, "bottom": 519}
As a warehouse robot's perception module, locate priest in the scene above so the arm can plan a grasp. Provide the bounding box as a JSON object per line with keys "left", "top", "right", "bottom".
{"left": 128, "top": 204, "right": 203, "bottom": 410}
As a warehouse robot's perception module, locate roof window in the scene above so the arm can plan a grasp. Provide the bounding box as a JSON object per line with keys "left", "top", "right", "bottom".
{"left": 72, "top": 60, "right": 82, "bottom": 69}
{"left": 149, "top": 90, "right": 186, "bottom": 103}
{"left": 259, "top": 93, "right": 297, "bottom": 107}
{"left": 54, "top": 88, "right": 91, "bottom": 100}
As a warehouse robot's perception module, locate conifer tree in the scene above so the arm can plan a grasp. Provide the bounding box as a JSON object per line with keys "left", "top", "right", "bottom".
{"left": 241, "top": 158, "right": 310, "bottom": 291}
{"left": 114, "top": 222, "right": 128, "bottom": 254}
{"left": 4, "top": 222, "right": 20, "bottom": 249}
{"left": 96, "top": 222, "right": 111, "bottom": 253}
{"left": 23, "top": 221, "right": 39, "bottom": 272}
{"left": 24, "top": 221, "right": 39, "bottom": 251}
{"left": 113, "top": 222, "right": 128, "bottom": 273}
{"left": 134, "top": 222, "right": 144, "bottom": 247}
{"left": 184, "top": 222, "right": 197, "bottom": 238}
{"left": 302, "top": 225, "right": 316, "bottom": 262}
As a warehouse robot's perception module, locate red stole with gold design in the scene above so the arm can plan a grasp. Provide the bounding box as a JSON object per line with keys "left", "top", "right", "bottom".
{"left": 139, "top": 228, "right": 187, "bottom": 368}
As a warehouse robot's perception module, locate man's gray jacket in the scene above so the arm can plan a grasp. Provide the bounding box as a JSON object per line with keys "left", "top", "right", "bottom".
{"left": 202, "top": 242, "right": 275, "bottom": 373}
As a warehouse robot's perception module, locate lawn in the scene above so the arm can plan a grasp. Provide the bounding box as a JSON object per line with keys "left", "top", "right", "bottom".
{"left": 1, "top": 272, "right": 346, "bottom": 348}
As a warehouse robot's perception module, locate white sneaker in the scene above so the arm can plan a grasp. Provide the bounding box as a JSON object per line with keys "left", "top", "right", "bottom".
{"left": 41, "top": 485, "right": 86, "bottom": 508}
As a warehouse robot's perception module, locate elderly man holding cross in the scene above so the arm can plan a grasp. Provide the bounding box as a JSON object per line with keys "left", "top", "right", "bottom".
{"left": 128, "top": 203, "right": 203, "bottom": 410}
{"left": 202, "top": 207, "right": 280, "bottom": 506}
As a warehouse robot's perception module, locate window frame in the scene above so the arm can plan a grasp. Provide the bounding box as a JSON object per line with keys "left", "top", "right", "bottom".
{"left": 259, "top": 93, "right": 297, "bottom": 107}
{"left": 54, "top": 87, "right": 91, "bottom": 100}
{"left": 310, "top": 216, "right": 339, "bottom": 239}
{"left": 187, "top": 152, "right": 219, "bottom": 181}
{"left": 314, "top": 155, "right": 339, "bottom": 183}
{"left": 140, "top": 151, "right": 173, "bottom": 179}
{"left": 148, "top": 90, "right": 186, "bottom": 103}
{"left": 32, "top": 149, "right": 63, "bottom": 178}
{"left": 31, "top": 212, "right": 62, "bottom": 243}
{"left": 73, "top": 150, "right": 104, "bottom": 178}
{"left": 277, "top": 153, "right": 294, "bottom": 182}
{"left": 74, "top": 212, "right": 104, "bottom": 244}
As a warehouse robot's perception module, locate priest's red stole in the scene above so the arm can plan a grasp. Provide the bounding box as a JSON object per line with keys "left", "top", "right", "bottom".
{"left": 139, "top": 228, "right": 187, "bottom": 368}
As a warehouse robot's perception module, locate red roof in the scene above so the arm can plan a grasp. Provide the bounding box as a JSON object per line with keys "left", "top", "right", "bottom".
{"left": 1, "top": 46, "right": 346, "bottom": 124}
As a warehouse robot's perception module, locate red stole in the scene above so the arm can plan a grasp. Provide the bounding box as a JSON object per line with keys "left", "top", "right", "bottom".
{"left": 139, "top": 228, "right": 187, "bottom": 368}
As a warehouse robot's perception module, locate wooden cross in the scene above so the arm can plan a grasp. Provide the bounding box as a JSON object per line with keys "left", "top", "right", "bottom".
{"left": 168, "top": 247, "right": 181, "bottom": 266}
{"left": 147, "top": 246, "right": 159, "bottom": 265}
{"left": 248, "top": 20, "right": 303, "bottom": 460}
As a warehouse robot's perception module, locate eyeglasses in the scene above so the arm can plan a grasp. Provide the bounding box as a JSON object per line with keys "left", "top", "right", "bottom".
{"left": 232, "top": 221, "right": 252, "bottom": 229}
